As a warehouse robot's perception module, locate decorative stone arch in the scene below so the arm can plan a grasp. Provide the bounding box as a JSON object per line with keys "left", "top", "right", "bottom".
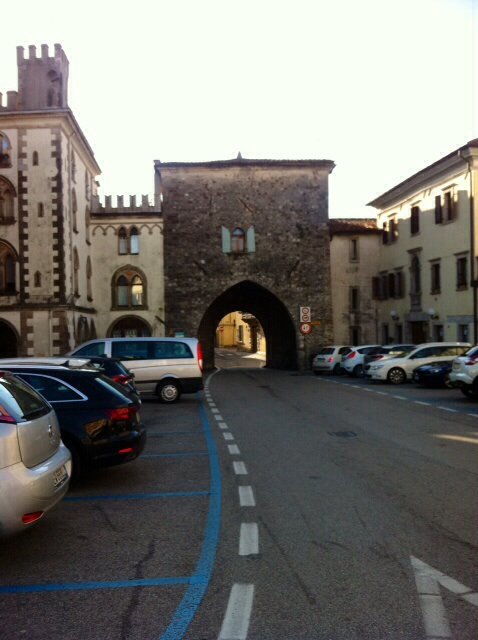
{"left": 0, "top": 318, "right": 20, "bottom": 357}
{"left": 198, "top": 280, "right": 297, "bottom": 370}
{"left": 0, "top": 239, "right": 19, "bottom": 294}
{"left": 107, "top": 315, "right": 152, "bottom": 338}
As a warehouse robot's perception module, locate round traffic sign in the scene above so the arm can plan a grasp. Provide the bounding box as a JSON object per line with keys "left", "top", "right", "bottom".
{"left": 300, "top": 323, "right": 312, "bottom": 335}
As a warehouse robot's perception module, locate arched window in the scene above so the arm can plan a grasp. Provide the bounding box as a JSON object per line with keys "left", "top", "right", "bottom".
{"left": 0, "top": 243, "right": 17, "bottom": 294}
{"left": 0, "top": 177, "right": 15, "bottom": 222}
{"left": 130, "top": 227, "right": 140, "bottom": 254}
{"left": 32, "top": 151, "right": 39, "bottom": 166}
{"left": 113, "top": 269, "right": 147, "bottom": 309}
{"left": 0, "top": 132, "right": 12, "bottom": 168}
{"left": 118, "top": 227, "right": 128, "bottom": 254}
{"left": 232, "top": 228, "right": 246, "bottom": 253}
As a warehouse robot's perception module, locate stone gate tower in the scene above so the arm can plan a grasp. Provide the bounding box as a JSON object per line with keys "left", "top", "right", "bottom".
{"left": 156, "top": 157, "right": 335, "bottom": 370}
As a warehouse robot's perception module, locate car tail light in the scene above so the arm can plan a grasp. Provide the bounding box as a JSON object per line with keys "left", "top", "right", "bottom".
{"left": 0, "top": 404, "right": 16, "bottom": 424}
{"left": 22, "top": 511, "right": 44, "bottom": 525}
{"left": 111, "top": 374, "right": 133, "bottom": 386}
{"left": 118, "top": 447, "right": 134, "bottom": 455}
{"left": 373, "top": 354, "right": 384, "bottom": 361}
{"left": 107, "top": 406, "right": 137, "bottom": 422}
{"left": 345, "top": 351, "right": 356, "bottom": 360}
{"left": 327, "top": 357, "right": 334, "bottom": 363}
{"left": 197, "top": 342, "right": 204, "bottom": 372}
{"left": 465, "top": 355, "right": 478, "bottom": 365}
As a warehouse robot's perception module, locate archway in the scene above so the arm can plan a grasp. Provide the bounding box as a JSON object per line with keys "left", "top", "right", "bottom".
{"left": 0, "top": 320, "right": 19, "bottom": 357}
{"left": 198, "top": 281, "right": 297, "bottom": 370}
{"left": 107, "top": 316, "right": 152, "bottom": 338}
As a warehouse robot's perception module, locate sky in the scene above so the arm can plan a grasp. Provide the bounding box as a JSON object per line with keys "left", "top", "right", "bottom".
{"left": 1, "top": 0, "right": 476, "bottom": 218}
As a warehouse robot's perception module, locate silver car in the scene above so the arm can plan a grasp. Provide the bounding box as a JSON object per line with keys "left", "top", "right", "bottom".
{"left": 312, "top": 346, "right": 351, "bottom": 375}
{"left": 0, "top": 371, "right": 71, "bottom": 536}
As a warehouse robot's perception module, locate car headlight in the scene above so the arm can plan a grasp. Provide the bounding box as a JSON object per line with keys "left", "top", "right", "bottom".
{"left": 372, "top": 364, "right": 385, "bottom": 370}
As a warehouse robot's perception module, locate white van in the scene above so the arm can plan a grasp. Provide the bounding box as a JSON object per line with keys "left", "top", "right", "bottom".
{"left": 69, "top": 337, "right": 203, "bottom": 403}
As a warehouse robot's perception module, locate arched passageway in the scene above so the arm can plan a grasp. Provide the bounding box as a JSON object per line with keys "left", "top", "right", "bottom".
{"left": 198, "top": 281, "right": 297, "bottom": 370}
{"left": 107, "top": 316, "right": 152, "bottom": 338}
{"left": 0, "top": 320, "right": 18, "bottom": 357}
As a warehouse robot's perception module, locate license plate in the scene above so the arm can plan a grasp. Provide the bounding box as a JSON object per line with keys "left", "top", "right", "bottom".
{"left": 53, "top": 465, "right": 68, "bottom": 488}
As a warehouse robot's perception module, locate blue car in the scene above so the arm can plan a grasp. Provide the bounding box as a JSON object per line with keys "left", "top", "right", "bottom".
{"left": 412, "top": 360, "right": 454, "bottom": 387}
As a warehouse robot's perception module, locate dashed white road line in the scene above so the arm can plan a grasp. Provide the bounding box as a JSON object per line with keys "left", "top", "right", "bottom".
{"left": 223, "top": 432, "right": 234, "bottom": 441}
{"left": 238, "top": 486, "right": 256, "bottom": 507}
{"left": 375, "top": 391, "right": 388, "bottom": 396}
{"left": 239, "top": 523, "right": 259, "bottom": 556}
{"left": 218, "top": 583, "right": 255, "bottom": 640}
{"left": 211, "top": 407, "right": 220, "bottom": 413}
{"left": 228, "top": 444, "right": 240, "bottom": 455}
{"left": 218, "top": 422, "right": 228, "bottom": 430}
{"left": 437, "top": 406, "right": 458, "bottom": 413}
{"left": 233, "top": 461, "right": 248, "bottom": 475}
{"left": 214, "top": 414, "right": 224, "bottom": 422}
{"left": 414, "top": 401, "right": 431, "bottom": 406}
{"left": 392, "top": 395, "right": 407, "bottom": 400}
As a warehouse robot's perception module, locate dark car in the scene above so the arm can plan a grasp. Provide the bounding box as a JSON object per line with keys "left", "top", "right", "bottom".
{"left": 412, "top": 360, "right": 454, "bottom": 387}
{"left": 0, "top": 360, "right": 146, "bottom": 477}
{"left": 85, "top": 356, "right": 139, "bottom": 400}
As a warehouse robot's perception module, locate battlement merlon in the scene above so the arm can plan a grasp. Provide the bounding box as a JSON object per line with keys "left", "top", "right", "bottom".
{"left": 91, "top": 194, "right": 162, "bottom": 216}
{"left": 17, "top": 43, "right": 69, "bottom": 65}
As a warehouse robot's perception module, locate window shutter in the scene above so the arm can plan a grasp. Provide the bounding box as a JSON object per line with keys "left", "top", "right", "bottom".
{"left": 221, "top": 226, "right": 231, "bottom": 253}
{"left": 435, "top": 195, "right": 443, "bottom": 224}
{"left": 247, "top": 226, "right": 256, "bottom": 253}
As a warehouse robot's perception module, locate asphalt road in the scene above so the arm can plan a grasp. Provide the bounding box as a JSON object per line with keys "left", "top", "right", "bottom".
{"left": 1, "top": 355, "right": 477, "bottom": 639}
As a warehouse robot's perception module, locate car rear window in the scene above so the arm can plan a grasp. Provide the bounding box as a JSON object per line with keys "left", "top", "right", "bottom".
{"left": 0, "top": 375, "right": 50, "bottom": 420}
{"left": 318, "top": 348, "right": 334, "bottom": 355}
{"left": 95, "top": 376, "right": 134, "bottom": 402}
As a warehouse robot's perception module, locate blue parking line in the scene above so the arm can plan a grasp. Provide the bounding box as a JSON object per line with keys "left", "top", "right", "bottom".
{"left": 65, "top": 491, "right": 209, "bottom": 502}
{"left": 0, "top": 576, "right": 194, "bottom": 595}
{"left": 147, "top": 431, "right": 203, "bottom": 437}
{"left": 142, "top": 452, "right": 208, "bottom": 458}
{"left": 160, "top": 401, "right": 222, "bottom": 640}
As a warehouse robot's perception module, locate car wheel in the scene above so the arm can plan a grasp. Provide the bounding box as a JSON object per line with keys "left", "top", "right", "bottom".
{"left": 387, "top": 367, "right": 406, "bottom": 385}
{"left": 333, "top": 364, "right": 342, "bottom": 376}
{"left": 353, "top": 364, "right": 364, "bottom": 377}
{"left": 157, "top": 380, "right": 181, "bottom": 403}
{"left": 461, "top": 385, "right": 478, "bottom": 399}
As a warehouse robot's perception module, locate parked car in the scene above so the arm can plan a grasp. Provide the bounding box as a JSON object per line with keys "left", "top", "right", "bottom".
{"left": 0, "top": 371, "right": 71, "bottom": 536}
{"left": 341, "top": 345, "right": 382, "bottom": 377}
{"left": 312, "top": 345, "right": 351, "bottom": 375}
{"left": 448, "top": 346, "right": 478, "bottom": 398}
{"left": 412, "top": 360, "right": 454, "bottom": 387}
{"left": 0, "top": 359, "right": 146, "bottom": 477}
{"left": 368, "top": 343, "right": 471, "bottom": 384}
{"left": 69, "top": 337, "right": 203, "bottom": 403}
{"left": 364, "top": 344, "right": 416, "bottom": 376}
{"left": 85, "top": 356, "right": 139, "bottom": 400}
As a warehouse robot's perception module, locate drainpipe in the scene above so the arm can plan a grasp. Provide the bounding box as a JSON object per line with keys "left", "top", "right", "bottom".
{"left": 459, "top": 149, "right": 477, "bottom": 343}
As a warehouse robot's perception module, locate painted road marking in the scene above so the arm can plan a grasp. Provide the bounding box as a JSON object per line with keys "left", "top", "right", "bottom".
{"left": 214, "top": 415, "right": 224, "bottom": 422}
{"left": 239, "top": 486, "right": 256, "bottom": 507}
{"left": 392, "top": 395, "right": 407, "bottom": 400}
{"left": 233, "top": 461, "right": 248, "bottom": 475}
{"left": 211, "top": 408, "right": 220, "bottom": 414}
{"left": 223, "top": 432, "right": 234, "bottom": 441}
{"left": 218, "top": 422, "right": 228, "bottom": 430}
{"left": 239, "top": 523, "right": 259, "bottom": 556}
{"left": 411, "top": 556, "right": 478, "bottom": 639}
{"left": 414, "top": 401, "right": 431, "bottom": 406}
{"left": 228, "top": 444, "right": 240, "bottom": 455}
{"left": 218, "top": 584, "right": 255, "bottom": 640}
{"left": 437, "top": 406, "right": 458, "bottom": 413}
{"left": 375, "top": 391, "right": 388, "bottom": 396}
